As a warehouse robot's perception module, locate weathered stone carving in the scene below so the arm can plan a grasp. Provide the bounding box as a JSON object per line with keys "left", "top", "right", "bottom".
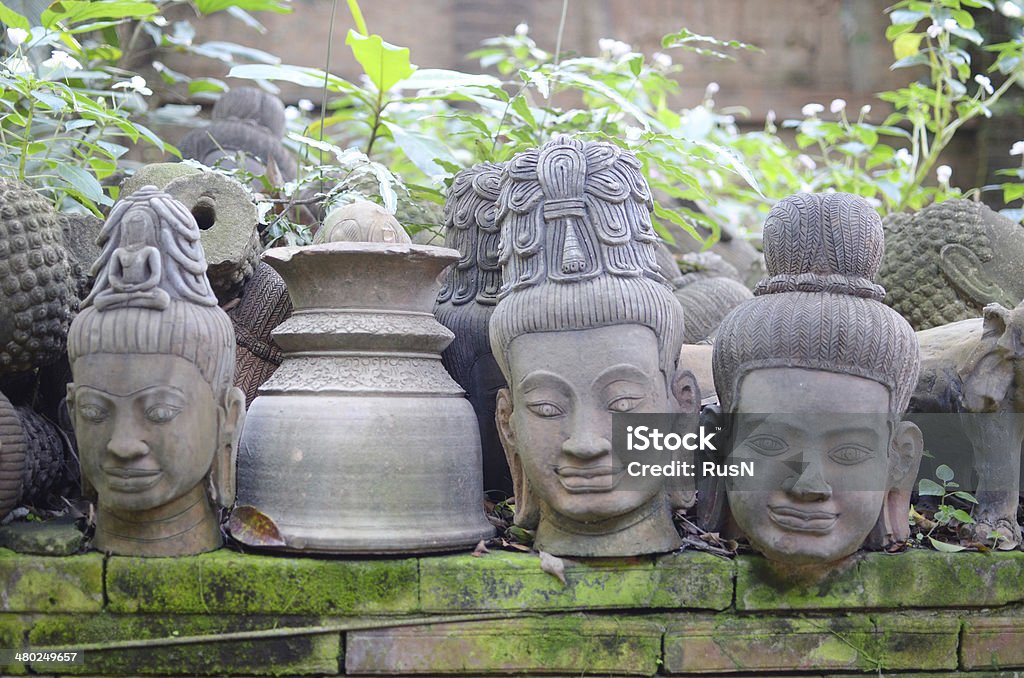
{"left": 235, "top": 230, "right": 494, "bottom": 552}
{"left": 434, "top": 162, "right": 512, "bottom": 496}
{"left": 0, "top": 179, "right": 79, "bottom": 375}
{"left": 911, "top": 299, "right": 1024, "bottom": 548}
{"left": 710, "top": 192, "right": 923, "bottom": 564}
{"left": 178, "top": 87, "right": 297, "bottom": 183}
{"left": 879, "top": 200, "right": 1024, "bottom": 331}
{"left": 66, "top": 187, "right": 245, "bottom": 556}
{"left": 312, "top": 201, "right": 412, "bottom": 244}
{"left": 123, "top": 165, "right": 289, "bottom": 405}
{"left": 490, "top": 136, "right": 698, "bottom": 557}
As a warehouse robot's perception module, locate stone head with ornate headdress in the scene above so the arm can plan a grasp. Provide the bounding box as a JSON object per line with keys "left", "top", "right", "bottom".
{"left": 490, "top": 137, "right": 698, "bottom": 557}
{"left": 711, "top": 192, "right": 923, "bottom": 564}
{"left": 67, "top": 186, "right": 245, "bottom": 556}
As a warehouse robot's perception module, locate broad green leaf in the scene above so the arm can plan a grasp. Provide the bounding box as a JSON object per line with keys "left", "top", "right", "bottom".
{"left": 194, "top": 0, "right": 291, "bottom": 14}
{"left": 41, "top": 1, "right": 156, "bottom": 29}
{"left": 950, "top": 508, "right": 975, "bottom": 524}
{"left": 381, "top": 119, "right": 458, "bottom": 180}
{"left": 0, "top": 2, "right": 30, "bottom": 29}
{"left": 936, "top": 464, "right": 955, "bottom": 482}
{"left": 57, "top": 163, "right": 105, "bottom": 203}
{"left": 928, "top": 536, "right": 967, "bottom": 552}
{"left": 520, "top": 69, "right": 549, "bottom": 99}
{"left": 345, "top": 29, "right": 416, "bottom": 92}
{"left": 510, "top": 95, "right": 537, "bottom": 128}
{"left": 398, "top": 68, "right": 502, "bottom": 91}
{"left": 888, "top": 9, "right": 925, "bottom": 25}
{"left": 918, "top": 478, "right": 946, "bottom": 496}
{"left": 188, "top": 78, "right": 228, "bottom": 96}
{"left": 893, "top": 32, "right": 923, "bottom": 61}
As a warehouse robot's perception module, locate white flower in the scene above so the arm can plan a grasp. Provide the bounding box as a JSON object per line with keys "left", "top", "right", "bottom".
{"left": 6, "top": 27, "right": 28, "bottom": 47}
{"left": 830, "top": 98, "right": 846, "bottom": 114}
{"left": 896, "top": 148, "right": 913, "bottom": 165}
{"left": 1010, "top": 141, "right": 1024, "bottom": 156}
{"left": 801, "top": 102, "right": 824, "bottom": 117}
{"left": 936, "top": 164, "right": 952, "bottom": 184}
{"left": 598, "top": 38, "right": 631, "bottom": 58}
{"left": 152, "top": 15, "right": 168, "bottom": 27}
{"left": 652, "top": 52, "right": 672, "bottom": 68}
{"left": 797, "top": 154, "right": 817, "bottom": 170}
{"left": 927, "top": 22, "right": 943, "bottom": 38}
{"left": 42, "top": 50, "right": 82, "bottom": 71}
{"left": 514, "top": 22, "right": 529, "bottom": 36}
{"left": 4, "top": 55, "right": 32, "bottom": 75}
{"left": 284, "top": 106, "right": 300, "bottom": 121}
{"left": 112, "top": 75, "right": 152, "bottom": 95}
{"left": 943, "top": 18, "right": 958, "bottom": 31}
{"left": 624, "top": 125, "right": 643, "bottom": 142}
{"left": 860, "top": 104, "right": 872, "bottom": 116}
{"left": 765, "top": 109, "right": 777, "bottom": 125}
{"left": 1001, "top": 1, "right": 1022, "bottom": 18}
{"left": 298, "top": 98, "right": 314, "bottom": 112}
{"left": 706, "top": 81, "right": 720, "bottom": 95}
{"left": 975, "top": 74, "right": 994, "bottom": 95}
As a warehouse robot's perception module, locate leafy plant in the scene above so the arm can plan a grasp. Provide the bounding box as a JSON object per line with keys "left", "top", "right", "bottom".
{"left": 914, "top": 463, "right": 978, "bottom": 551}
{"left": 0, "top": 0, "right": 292, "bottom": 213}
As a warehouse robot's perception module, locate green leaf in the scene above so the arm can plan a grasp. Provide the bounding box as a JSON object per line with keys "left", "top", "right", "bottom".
{"left": 893, "top": 32, "right": 924, "bottom": 61}
{"left": 56, "top": 163, "right": 105, "bottom": 203}
{"left": 918, "top": 478, "right": 946, "bottom": 496}
{"left": 510, "top": 95, "right": 537, "bottom": 129}
{"left": 936, "top": 464, "right": 955, "bottom": 482}
{"left": 1005, "top": 184, "right": 1024, "bottom": 202}
{"left": 345, "top": 29, "right": 416, "bottom": 93}
{"left": 399, "top": 69, "right": 502, "bottom": 92}
{"left": 188, "top": 78, "right": 228, "bottom": 96}
{"left": 950, "top": 508, "right": 975, "bottom": 524}
{"left": 889, "top": 9, "right": 926, "bottom": 25}
{"left": 41, "top": 1, "right": 157, "bottom": 29}
{"left": 0, "top": 2, "right": 30, "bottom": 30}
{"left": 194, "top": 0, "right": 292, "bottom": 14}
{"left": 381, "top": 119, "right": 458, "bottom": 180}
{"left": 928, "top": 536, "right": 967, "bottom": 552}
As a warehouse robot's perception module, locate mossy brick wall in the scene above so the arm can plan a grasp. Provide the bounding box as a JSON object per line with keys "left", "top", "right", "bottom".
{"left": 3, "top": 547, "right": 1024, "bottom": 675}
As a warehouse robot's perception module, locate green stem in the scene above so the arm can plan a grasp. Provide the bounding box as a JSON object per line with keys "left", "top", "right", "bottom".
{"left": 18, "top": 100, "right": 35, "bottom": 182}
{"left": 364, "top": 87, "right": 385, "bottom": 157}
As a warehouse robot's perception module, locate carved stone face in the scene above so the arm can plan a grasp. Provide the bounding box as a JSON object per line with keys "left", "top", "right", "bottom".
{"left": 499, "top": 324, "right": 672, "bottom": 529}
{"left": 69, "top": 353, "right": 222, "bottom": 513}
{"left": 727, "top": 368, "right": 893, "bottom": 564}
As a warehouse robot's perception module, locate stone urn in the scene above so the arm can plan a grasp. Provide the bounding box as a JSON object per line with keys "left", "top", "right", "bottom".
{"left": 235, "top": 242, "right": 494, "bottom": 553}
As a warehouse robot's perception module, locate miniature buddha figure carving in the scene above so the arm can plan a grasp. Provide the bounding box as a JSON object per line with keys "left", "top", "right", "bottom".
{"left": 490, "top": 136, "right": 698, "bottom": 557}
{"left": 710, "top": 193, "right": 923, "bottom": 564}
{"left": 66, "top": 186, "right": 245, "bottom": 557}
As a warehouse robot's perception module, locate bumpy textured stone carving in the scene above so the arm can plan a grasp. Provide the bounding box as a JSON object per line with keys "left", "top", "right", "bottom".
{"left": 911, "top": 299, "right": 1024, "bottom": 548}
{"left": 226, "top": 262, "right": 292, "bottom": 407}
{"left": 710, "top": 193, "right": 923, "bottom": 564}
{"left": 490, "top": 136, "right": 698, "bottom": 557}
{"left": 179, "top": 87, "right": 297, "bottom": 183}
{"left": 67, "top": 187, "right": 245, "bottom": 556}
{"left": 879, "top": 200, "right": 1024, "bottom": 331}
{"left": 434, "top": 162, "right": 511, "bottom": 496}
{"left": 0, "top": 179, "right": 78, "bottom": 374}
{"left": 236, "top": 237, "right": 494, "bottom": 554}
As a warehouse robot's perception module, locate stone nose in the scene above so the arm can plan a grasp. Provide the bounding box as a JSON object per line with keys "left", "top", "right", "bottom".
{"left": 783, "top": 456, "right": 832, "bottom": 502}
{"left": 106, "top": 414, "right": 148, "bottom": 460}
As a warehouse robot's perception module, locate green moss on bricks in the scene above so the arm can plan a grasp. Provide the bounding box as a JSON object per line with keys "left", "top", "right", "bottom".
{"left": 0, "top": 615, "right": 28, "bottom": 675}
{"left": 0, "top": 549, "right": 103, "bottom": 612}
{"left": 736, "top": 550, "right": 1024, "bottom": 610}
{"left": 27, "top": 613, "right": 339, "bottom": 676}
{"left": 107, "top": 549, "right": 418, "bottom": 615}
{"left": 420, "top": 550, "right": 732, "bottom": 612}
{"left": 346, "top": 614, "right": 662, "bottom": 675}
{"left": 664, "top": 613, "right": 959, "bottom": 673}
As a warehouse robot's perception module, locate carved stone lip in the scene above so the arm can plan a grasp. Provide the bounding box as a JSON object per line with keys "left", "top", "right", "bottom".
{"left": 767, "top": 505, "right": 838, "bottom": 533}
{"left": 555, "top": 465, "right": 623, "bottom": 493}
{"left": 102, "top": 466, "right": 161, "bottom": 491}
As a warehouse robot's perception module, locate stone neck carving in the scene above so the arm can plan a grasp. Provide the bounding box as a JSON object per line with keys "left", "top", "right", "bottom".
{"left": 94, "top": 483, "right": 220, "bottom": 556}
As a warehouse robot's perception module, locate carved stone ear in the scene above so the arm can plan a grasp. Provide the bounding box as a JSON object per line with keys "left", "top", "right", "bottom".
{"left": 868, "top": 419, "right": 924, "bottom": 549}
{"left": 496, "top": 388, "right": 539, "bottom": 529}
{"left": 211, "top": 386, "right": 245, "bottom": 508}
{"left": 671, "top": 369, "right": 700, "bottom": 414}
{"left": 940, "top": 243, "right": 1008, "bottom": 307}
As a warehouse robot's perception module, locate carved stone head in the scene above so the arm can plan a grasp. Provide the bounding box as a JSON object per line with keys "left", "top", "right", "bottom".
{"left": 434, "top": 162, "right": 511, "bottom": 496}
{"left": 879, "top": 199, "right": 1024, "bottom": 331}
{"left": 490, "top": 137, "right": 697, "bottom": 557}
{"left": 712, "top": 193, "right": 922, "bottom": 564}
{"left": 312, "top": 201, "right": 412, "bottom": 244}
{"left": 66, "top": 186, "right": 245, "bottom": 556}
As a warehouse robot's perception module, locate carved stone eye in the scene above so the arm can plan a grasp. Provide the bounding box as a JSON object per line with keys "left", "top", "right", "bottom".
{"left": 745, "top": 434, "right": 788, "bottom": 457}
{"left": 828, "top": 445, "right": 873, "bottom": 466}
